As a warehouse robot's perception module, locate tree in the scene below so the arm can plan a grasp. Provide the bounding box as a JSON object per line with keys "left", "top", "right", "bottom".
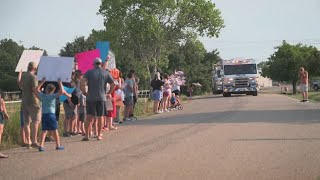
{"left": 98, "top": 0, "right": 224, "bottom": 81}
{"left": 165, "top": 37, "right": 222, "bottom": 94}
{"left": 59, "top": 36, "right": 95, "bottom": 57}
{"left": 0, "top": 39, "right": 48, "bottom": 91}
{"left": 262, "top": 41, "right": 320, "bottom": 94}
{"left": 29, "top": 46, "right": 48, "bottom": 56}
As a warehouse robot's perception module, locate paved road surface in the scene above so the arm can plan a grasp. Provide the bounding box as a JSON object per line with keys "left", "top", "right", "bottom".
{"left": 1, "top": 94, "right": 320, "bottom": 180}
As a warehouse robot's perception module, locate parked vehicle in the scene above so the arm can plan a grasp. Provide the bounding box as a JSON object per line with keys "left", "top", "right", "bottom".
{"left": 311, "top": 80, "right": 320, "bottom": 91}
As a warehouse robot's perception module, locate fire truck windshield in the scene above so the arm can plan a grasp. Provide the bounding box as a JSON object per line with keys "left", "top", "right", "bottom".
{"left": 224, "top": 64, "right": 257, "bottom": 75}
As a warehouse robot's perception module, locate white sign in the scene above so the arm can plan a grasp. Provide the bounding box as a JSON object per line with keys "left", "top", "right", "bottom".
{"left": 107, "top": 50, "right": 116, "bottom": 69}
{"left": 37, "top": 56, "right": 74, "bottom": 82}
{"left": 15, "top": 50, "right": 44, "bottom": 72}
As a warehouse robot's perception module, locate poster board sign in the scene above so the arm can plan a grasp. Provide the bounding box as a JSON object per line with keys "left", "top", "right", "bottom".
{"left": 96, "top": 41, "right": 110, "bottom": 62}
{"left": 37, "top": 56, "right": 74, "bottom": 82}
{"left": 75, "top": 49, "right": 100, "bottom": 74}
{"left": 15, "top": 50, "right": 44, "bottom": 72}
{"left": 59, "top": 86, "right": 75, "bottom": 102}
{"left": 107, "top": 50, "right": 116, "bottom": 69}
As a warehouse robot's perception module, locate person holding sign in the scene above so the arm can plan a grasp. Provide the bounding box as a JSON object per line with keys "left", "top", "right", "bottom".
{"left": 18, "top": 62, "right": 41, "bottom": 149}
{"left": 80, "top": 58, "right": 115, "bottom": 141}
{"left": 35, "top": 78, "right": 68, "bottom": 151}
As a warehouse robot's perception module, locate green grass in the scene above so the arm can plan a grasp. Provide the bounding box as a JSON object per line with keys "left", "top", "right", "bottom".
{"left": 285, "top": 91, "right": 320, "bottom": 103}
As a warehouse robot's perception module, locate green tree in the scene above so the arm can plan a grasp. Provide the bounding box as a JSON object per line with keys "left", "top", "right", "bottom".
{"left": 0, "top": 39, "right": 48, "bottom": 91}
{"left": 98, "top": 0, "right": 224, "bottom": 81}
{"left": 59, "top": 36, "right": 95, "bottom": 57}
{"left": 262, "top": 41, "right": 320, "bottom": 94}
{"left": 165, "top": 37, "right": 221, "bottom": 94}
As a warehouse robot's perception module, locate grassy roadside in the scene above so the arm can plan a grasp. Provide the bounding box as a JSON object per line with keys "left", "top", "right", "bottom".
{"left": 0, "top": 96, "right": 188, "bottom": 150}
{"left": 285, "top": 91, "right": 320, "bottom": 103}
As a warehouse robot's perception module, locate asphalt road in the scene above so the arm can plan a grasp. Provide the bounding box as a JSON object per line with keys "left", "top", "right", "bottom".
{"left": 1, "top": 93, "right": 320, "bottom": 180}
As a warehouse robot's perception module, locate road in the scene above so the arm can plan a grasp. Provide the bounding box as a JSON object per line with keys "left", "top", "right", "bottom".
{"left": 1, "top": 93, "right": 320, "bottom": 180}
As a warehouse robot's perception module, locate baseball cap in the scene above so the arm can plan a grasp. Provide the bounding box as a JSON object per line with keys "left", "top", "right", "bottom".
{"left": 94, "top": 57, "right": 102, "bottom": 64}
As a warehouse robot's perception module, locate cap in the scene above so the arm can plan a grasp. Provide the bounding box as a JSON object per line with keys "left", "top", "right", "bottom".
{"left": 94, "top": 57, "right": 102, "bottom": 64}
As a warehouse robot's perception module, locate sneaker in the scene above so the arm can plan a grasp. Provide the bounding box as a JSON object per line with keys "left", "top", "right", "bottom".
{"left": 38, "top": 147, "right": 45, "bottom": 152}
{"left": 31, "top": 143, "right": 40, "bottom": 148}
{"left": 56, "top": 146, "right": 64, "bottom": 150}
{"left": 165, "top": 109, "right": 170, "bottom": 112}
{"left": 63, "top": 132, "right": 71, "bottom": 137}
{"left": 82, "top": 137, "right": 90, "bottom": 141}
{"left": 300, "top": 100, "right": 306, "bottom": 102}
{"left": 70, "top": 132, "right": 78, "bottom": 136}
{"left": 0, "top": 153, "right": 8, "bottom": 158}
{"left": 26, "top": 144, "right": 32, "bottom": 149}
{"left": 45, "top": 137, "right": 54, "bottom": 142}
{"left": 305, "top": 100, "right": 309, "bottom": 103}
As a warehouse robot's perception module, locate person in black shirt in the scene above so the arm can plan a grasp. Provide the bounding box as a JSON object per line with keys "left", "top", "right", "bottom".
{"left": 150, "top": 72, "right": 164, "bottom": 114}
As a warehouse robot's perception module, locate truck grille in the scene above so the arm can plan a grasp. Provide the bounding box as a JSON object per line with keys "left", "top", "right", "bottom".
{"left": 234, "top": 78, "right": 249, "bottom": 87}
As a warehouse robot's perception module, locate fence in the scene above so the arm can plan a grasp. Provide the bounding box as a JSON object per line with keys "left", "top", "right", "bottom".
{"left": 137, "top": 90, "right": 150, "bottom": 99}
{"left": 3, "top": 91, "right": 21, "bottom": 102}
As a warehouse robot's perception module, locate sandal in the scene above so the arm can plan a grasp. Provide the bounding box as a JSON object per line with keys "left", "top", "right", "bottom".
{"left": 109, "top": 126, "right": 118, "bottom": 130}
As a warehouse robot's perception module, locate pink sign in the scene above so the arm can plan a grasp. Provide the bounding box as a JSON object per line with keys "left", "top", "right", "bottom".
{"left": 75, "top": 49, "right": 100, "bottom": 74}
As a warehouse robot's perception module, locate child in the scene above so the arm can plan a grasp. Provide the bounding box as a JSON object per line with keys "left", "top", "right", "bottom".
{"left": 0, "top": 91, "right": 9, "bottom": 158}
{"left": 170, "top": 93, "right": 178, "bottom": 107}
{"left": 78, "top": 89, "right": 86, "bottom": 136}
{"left": 36, "top": 78, "right": 68, "bottom": 152}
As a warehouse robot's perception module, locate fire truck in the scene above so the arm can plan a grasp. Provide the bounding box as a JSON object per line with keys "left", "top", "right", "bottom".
{"left": 221, "top": 58, "right": 258, "bottom": 97}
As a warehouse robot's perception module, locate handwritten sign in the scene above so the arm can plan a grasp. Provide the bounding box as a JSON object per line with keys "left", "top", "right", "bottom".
{"left": 15, "top": 50, "right": 44, "bottom": 72}
{"left": 96, "top": 41, "right": 110, "bottom": 62}
{"left": 75, "top": 49, "right": 100, "bottom": 74}
{"left": 37, "top": 56, "right": 74, "bottom": 82}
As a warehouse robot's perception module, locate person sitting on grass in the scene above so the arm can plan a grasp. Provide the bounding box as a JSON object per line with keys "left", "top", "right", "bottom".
{"left": 0, "top": 90, "right": 9, "bottom": 158}
{"left": 36, "top": 78, "right": 69, "bottom": 152}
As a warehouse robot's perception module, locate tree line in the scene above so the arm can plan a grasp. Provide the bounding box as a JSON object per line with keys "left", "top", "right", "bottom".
{"left": 0, "top": 0, "right": 225, "bottom": 95}
{"left": 260, "top": 41, "right": 320, "bottom": 94}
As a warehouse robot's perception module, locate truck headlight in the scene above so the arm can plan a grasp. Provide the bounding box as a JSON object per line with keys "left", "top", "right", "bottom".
{"left": 223, "top": 78, "right": 233, "bottom": 84}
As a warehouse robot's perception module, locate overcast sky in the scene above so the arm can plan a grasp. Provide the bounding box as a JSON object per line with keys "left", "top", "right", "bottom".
{"left": 1, "top": 0, "right": 320, "bottom": 62}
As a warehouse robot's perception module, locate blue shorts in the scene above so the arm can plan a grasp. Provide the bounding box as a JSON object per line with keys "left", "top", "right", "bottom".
{"left": 151, "top": 90, "right": 162, "bottom": 101}
{"left": 20, "top": 111, "right": 24, "bottom": 127}
{"left": 42, "top": 113, "right": 58, "bottom": 131}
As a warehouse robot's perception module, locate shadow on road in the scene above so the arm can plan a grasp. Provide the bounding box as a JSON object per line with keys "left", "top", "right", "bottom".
{"left": 190, "top": 94, "right": 246, "bottom": 100}
{"left": 232, "top": 138, "right": 320, "bottom": 141}
{"left": 132, "top": 109, "right": 320, "bottom": 126}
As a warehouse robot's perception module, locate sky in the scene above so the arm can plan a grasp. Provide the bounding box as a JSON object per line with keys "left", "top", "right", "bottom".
{"left": 1, "top": 0, "right": 320, "bottom": 62}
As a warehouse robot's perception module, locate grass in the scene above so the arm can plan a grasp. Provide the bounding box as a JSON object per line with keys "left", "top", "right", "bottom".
{"left": 286, "top": 91, "right": 320, "bottom": 103}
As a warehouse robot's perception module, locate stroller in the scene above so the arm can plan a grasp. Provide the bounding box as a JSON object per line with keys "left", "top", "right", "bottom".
{"left": 168, "top": 97, "right": 183, "bottom": 110}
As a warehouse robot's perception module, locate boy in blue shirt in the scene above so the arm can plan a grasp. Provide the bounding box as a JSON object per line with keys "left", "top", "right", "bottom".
{"left": 36, "top": 78, "right": 70, "bottom": 151}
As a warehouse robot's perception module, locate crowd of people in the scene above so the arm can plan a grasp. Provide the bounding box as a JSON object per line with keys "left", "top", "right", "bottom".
{"left": 0, "top": 58, "right": 186, "bottom": 158}
{"left": 0, "top": 57, "right": 140, "bottom": 156}
{"left": 150, "top": 72, "right": 182, "bottom": 114}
